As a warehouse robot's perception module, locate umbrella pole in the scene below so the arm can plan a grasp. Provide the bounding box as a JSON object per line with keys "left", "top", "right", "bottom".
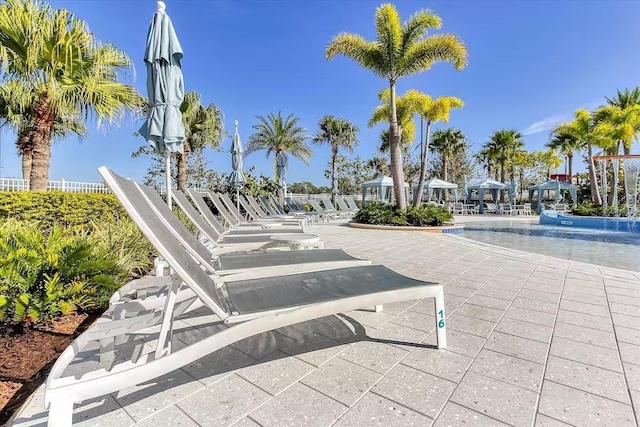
{"left": 165, "top": 151, "right": 172, "bottom": 208}
{"left": 236, "top": 188, "right": 240, "bottom": 212}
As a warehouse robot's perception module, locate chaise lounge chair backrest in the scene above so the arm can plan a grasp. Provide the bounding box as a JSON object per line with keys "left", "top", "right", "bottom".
{"left": 268, "top": 195, "right": 286, "bottom": 214}
{"left": 307, "top": 199, "right": 328, "bottom": 214}
{"left": 323, "top": 199, "right": 338, "bottom": 212}
{"left": 258, "top": 196, "right": 278, "bottom": 215}
{"left": 238, "top": 195, "right": 261, "bottom": 220}
{"left": 345, "top": 198, "right": 359, "bottom": 211}
{"left": 187, "top": 191, "right": 228, "bottom": 235}
{"left": 219, "top": 193, "right": 248, "bottom": 223}
{"left": 99, "top": 167, "right": 229, "bottom": 320}
{"left": 172, "top": 190, "right": 221, "bottom": 243}
{"left": 138, "top": 186, "right": 216, "bottom": 272}
{"left": 336, "top": 199, "right": 352, "bottom": 212}
{"left": 208, "top": 192, "right": 239, "bottom": 227}
{"left": 246, "top": 195, "right": 270, "bottom": 217}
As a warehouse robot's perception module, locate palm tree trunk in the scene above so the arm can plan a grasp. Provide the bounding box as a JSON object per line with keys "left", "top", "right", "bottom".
{"left": 16, "top": 127, "right": 34, "bottom": 180}
{"left": 176, "top": 140, "right": 190, "bottom": 192}
{"left": 568, "top": 153, "right": 573, "bottom": 184}
{"left": 499, "top": 160, "right": 506, "bottom": 201}
{"left": 29, "top": 97, "right": 54, "bottom": 191}
{"left": 331, "top": 148, "right": 338, "bottom": 202}
{"left": 587, "top": 143, "right": 602, "bottom": 205}
{"left": 412, "top": 121, "right": 431, "bottom": 207}
{"left": 443, "top": 156, "right": 449, "bottom": 182}
{"left": 388, "top": 80, "right": 406, "bottom": 209}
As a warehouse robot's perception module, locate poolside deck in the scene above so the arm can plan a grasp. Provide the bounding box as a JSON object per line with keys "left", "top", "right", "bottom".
{"left": 12, "top": 221, "right": 640, "bottom": 426}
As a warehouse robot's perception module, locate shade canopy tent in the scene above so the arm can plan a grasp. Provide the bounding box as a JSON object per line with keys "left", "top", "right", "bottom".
{"left": 466, "top": 178, "right": 512, "bottom": 213}
{"left": 361, "top": 176, "right": 410, "bottom": 205}
{"left": 412, "top": 178, "right": 458, "bottom": 203}
{"left": 528, "top": 180, "right": 578, "bottom": 213}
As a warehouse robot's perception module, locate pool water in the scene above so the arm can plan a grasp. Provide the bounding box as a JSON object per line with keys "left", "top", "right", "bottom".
{"left": 460, "top": 219, "right": 640, "bottom": 271}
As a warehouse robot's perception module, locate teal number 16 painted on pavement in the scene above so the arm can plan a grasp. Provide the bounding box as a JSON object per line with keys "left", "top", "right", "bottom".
{"left": 438, "top": 309, "right": 445, "bottom": 328}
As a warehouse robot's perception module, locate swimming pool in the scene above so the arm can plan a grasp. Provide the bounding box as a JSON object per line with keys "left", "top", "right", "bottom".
{"left": 459, "top": 219, "right": 640, "bottom": 271}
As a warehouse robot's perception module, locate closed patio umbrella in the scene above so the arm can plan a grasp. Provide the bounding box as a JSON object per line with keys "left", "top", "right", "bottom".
{"left": 138, "top": 1, "right": 185, "bottom": 208}
{"left": 462, "top": 176, "right": 469, "bottom": 201}
{"left": 227, "top": 120, "right": 246, "bottom": 211}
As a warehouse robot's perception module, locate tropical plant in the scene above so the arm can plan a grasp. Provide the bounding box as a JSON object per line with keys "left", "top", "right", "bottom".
{"left": 353, "top": 201, "right": 452, "bottom": 227}
{"left": 0, "top": 219, "right": 124, "bottom": 327}
{"left": 0, "top": 79, "right": 87, "bottom": 179}
{"left": 370, "top": 88, "right": 428, "bottom": 152}
{"left": 312, "top": 115, "right": 359, "bottom": 201}
{"left": 246, "top": 112, "right": 312, "bottom": 196}
{"left": 474, "top": 146, "right": 496, "bottom": 178}
{"left": 547, "top": 126, "right": 582, "bottom": 184}
{"left": 175, "top": 91, "right": 225, "bottom": 191}
{"left": 326, "top": 3, "right": 467, "bottom": 208}
{"left": 552, "top": 110, "right": 613, "bottom": 204}
{"left": 483, "top": 129, "right": 525, "bottom": 183}
{"left": 429, "top": 128, "right": 466, "bottom": 183}
{"left": 0, "top": 0, "right": 144, "bottom": 190}
{"left": 413, "top": 96, "right": 464, "bottom": 206}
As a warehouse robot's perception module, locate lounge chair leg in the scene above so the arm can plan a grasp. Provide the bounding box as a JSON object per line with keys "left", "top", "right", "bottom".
{"left": 434, "top": 287, "right": 447, "bottom": 349}
{"left": 375, "top": 305, "right": 383, "bottom": 313}
{"left": 47, "top": 398, "right": 73, "bottom": 427}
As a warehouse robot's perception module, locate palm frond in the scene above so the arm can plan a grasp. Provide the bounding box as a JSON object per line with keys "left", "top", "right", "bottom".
{"left": 397, "top": 33, "right": 467, "bottom": 77}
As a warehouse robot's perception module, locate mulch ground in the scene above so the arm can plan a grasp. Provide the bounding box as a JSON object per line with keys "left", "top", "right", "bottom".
{"left": 0, "top": 313, "right": 100, "bottom": 424}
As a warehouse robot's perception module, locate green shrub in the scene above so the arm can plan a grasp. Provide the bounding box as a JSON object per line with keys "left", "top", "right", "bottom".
{"left": 0, "top": 191, "right": 126, "bottom": 228}
{"left": 570, "top": 202, "right": 617, "bottom": 217}
{"left": 353, "top": 202, "right": 452, "bottom": 227}
{"left": 0, "top": 220, "right": 126, "bottom": 327}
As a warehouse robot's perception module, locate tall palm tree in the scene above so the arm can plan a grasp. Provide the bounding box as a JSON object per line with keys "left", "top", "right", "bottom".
{"left": 0, "top": 0, "right": 143, "bottom": 190}
{"left": 413, "top": 96, "right": 463, "bottom": 206}
{"left": 326, "top": 4, "right": 467, "bottom": 208}
{"left": 474, "top": 146, "right": 495, "bottom": 177}
{"left": 312, "top": 115, "right": 359, "bottom": 201}
{"left": 605, "top": 87, "right": 640, "bottom": 111}
{"left": 484, "top": 129, "right": 525, "bottom": 183}
{"left": 553, "top": 109, "right": 613, "bottom": 204}
{"left": 429, "top": 128, "right": 466, "bottom": 183}
{"left": 246, "top": 112, "right": 312, "bottom": 193}
{"left": 546, "top": 127, "right": 582, "bottom": 184}
{"left": 177, "top": 91, "right": 224, "bottom": 191}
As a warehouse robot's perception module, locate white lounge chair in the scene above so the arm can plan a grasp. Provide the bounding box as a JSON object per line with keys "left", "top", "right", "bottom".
{"left": 43, "top": 167, "right": 447, "bottom": 426}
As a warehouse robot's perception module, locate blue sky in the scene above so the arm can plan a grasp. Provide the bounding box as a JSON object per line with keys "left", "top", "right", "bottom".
{"left": 2, "top": 0, "right": 639, "bottom": 185}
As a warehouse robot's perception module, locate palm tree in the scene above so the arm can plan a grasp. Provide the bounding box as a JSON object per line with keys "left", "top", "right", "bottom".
{"left": 246, "top": 112, "right": 312, "bottom": 196}
{"left": 413, "top": 96, "right": 464, "bottom": 206}
{"left": 312, "top": 115, "right": 359, "bottom": 201}
{"left": 177, "top": 92, "right": 224, "bottom": 191}
{"left": 553, "top": 109, "right": 613, "bottom": 204}
{"left": 370, "top": 88, "right": 427, "bottom": 151}
{"left": 0, "top": 0, "right": 143, "bottom": 190}
{"left": 546, "top": 127, "right": 582, "bottom": 184}
{"left": 0, "top": 79, "right": 87, "bottom": 179}
{"left": 429, "top": 128, "right": 466, "bottom": 183}
{"left": 605, "top": 87, "right": 640, "bottom": 112}
{"left": 326, "top": 4, "right": 467, "bottom": 208}
{"left": 474, "top": 146, "right": 495, "bottom": 177}
{"left": 484, "top": 129, "right": 525, "bottom": 183}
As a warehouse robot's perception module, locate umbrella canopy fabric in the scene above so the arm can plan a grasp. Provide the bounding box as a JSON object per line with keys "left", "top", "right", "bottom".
{"left": 138, "top": 2, "right": 185, "bottom": 207}
{"left": 138, "top": 3, "right": 185, "bottom": 154}
{"left": 227, "top": 120, "right": 246, "bottom": 188}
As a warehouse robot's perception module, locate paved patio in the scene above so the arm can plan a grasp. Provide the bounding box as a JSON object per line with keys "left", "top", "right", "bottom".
{"left": 12, "top": 222, "right": 640, "bottom": 426}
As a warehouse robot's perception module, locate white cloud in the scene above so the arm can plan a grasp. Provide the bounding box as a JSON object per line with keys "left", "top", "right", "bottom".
{"left": 520, "top": 115, "right": 567, "bottom": 136}
{"left": 520, "top": 101, "right": 602, "bottom": 137}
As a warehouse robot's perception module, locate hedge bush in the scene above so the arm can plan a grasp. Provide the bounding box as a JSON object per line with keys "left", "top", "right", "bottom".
{"left": 0, "top": 191, "right": 126, "bottom": 228}
{"left": 570, "top": 202, "right": 617, "bottom": 217}
{"left": 353, "top": 201, "right": 453, "bottom": 227}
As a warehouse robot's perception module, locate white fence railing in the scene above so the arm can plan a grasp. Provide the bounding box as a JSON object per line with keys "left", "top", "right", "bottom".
{"left": 0, "top": 178, "right": 210, "bottom": 195}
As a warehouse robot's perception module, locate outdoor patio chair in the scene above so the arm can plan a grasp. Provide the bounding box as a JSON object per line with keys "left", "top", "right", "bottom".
{"left": 209, "top": 192, "right": 304, "bottom": 233}
{"left": 43, "top": 167, "right": 447, "bottom": 426}
{"left": 484, "top": 203, "right": 498, "bottom": 214}
{"left": 336, "top": 198, "right": 356, "bottom": 217}
{"left": 323, "top": 199, "right": 350, "bottom": 219}
{"left": 345, "top": 197, "right": 360, "bottom": 211}
{"left": 108, "top": 183, "right": 372, "bottom": 321}
{"left": 500, "top": 203, "right": 514, "bottom": 216}
{"left": 308, "top": 199, "right": 338, "bottom": 221}
{"left": 451, "top": 202, "right": 464, "bottom": 215}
